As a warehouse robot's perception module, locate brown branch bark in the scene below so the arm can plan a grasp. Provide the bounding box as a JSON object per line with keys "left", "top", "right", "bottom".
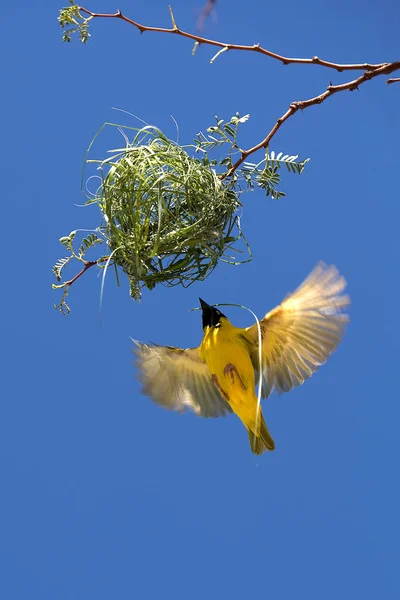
{"left": 61, "top": 255, "right": 113, "bottom": 290}
{"left": 223, "top": 61, "right": 400, "bottom": 178}
{"left": 78, "top": 6, "right": 388, "bottom": 72}
{"left": 63, "top": 260, "right": 98, "bottom": 287}
{"left": 387, "top": 77, "right": 400, "bottom": 85}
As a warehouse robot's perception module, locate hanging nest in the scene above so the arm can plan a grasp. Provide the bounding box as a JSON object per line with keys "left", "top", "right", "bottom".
{"left": 88, "top": 125, "right": 249, "bottom": 299}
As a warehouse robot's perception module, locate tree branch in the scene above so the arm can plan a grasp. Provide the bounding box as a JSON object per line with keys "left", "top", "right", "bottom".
{"left": 74, "top": 5, "right": 399, "bottom": 177}
{"left": 387, "top": 77, "right": 400, "bottom": 85}
{"left": 63, "top": 260, "right": 98, "bottom": 287}
{"left": 223, "top": 61, "right": 400, "bottom": 178}
{"left": 78, "top": 5, "right": 388, "bottom": 72}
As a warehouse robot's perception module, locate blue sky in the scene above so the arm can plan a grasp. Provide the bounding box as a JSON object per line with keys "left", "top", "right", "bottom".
{"left": 1, "top": 0, "right": 399, "bottom": 598}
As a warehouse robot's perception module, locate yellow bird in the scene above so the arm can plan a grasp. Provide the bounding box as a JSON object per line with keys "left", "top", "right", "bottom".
{"left": 133, "top": 263, "right": 350, "bottom": 454}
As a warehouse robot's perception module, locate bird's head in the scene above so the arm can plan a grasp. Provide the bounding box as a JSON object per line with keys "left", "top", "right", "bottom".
{"left": 199, "top": 298, "right": 226, "bottom": 329}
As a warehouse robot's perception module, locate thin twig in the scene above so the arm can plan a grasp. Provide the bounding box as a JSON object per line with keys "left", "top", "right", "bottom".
{"left": 61, "top": 255, "right": 113, "bottom": 289}
{"left": 78, "top": 6, "right": 388, "bottom": 72}
{"left": 387, "top": 77, "right": 400, "bottom": 85}
{"left": 63, "top": 260, "right": 98, "bottom": 287}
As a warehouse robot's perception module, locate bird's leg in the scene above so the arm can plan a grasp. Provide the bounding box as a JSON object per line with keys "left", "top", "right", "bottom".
{"left": 223, "top": 363, "right": 247, "bottom": 390}
{"left": 211, "top": 374, "right": 230, "bottom": 401}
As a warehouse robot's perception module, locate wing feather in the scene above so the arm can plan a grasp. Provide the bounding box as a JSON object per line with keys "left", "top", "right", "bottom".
{"left": 133, "top": 341, "right": 232, "bottom": 418}
{"left": 246, "top": 262, "right": 350, "bottom": 398}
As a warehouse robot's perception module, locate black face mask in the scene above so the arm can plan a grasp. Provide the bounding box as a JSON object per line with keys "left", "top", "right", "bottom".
{"left": 199, "top": 298, "right": 226, "bottom": 328}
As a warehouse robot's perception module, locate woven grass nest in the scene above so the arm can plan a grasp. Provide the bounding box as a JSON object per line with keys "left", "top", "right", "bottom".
{"left": 90, "top": 125, "right": 249, "bottom": 299}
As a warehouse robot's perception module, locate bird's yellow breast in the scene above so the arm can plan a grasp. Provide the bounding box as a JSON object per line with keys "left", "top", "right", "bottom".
{"left": 200, "top": 319, "right": 255, "bottom": 403}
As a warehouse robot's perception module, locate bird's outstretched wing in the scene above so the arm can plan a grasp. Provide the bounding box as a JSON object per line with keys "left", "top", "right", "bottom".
{"left": 132, "top": 342, "right": 232, "bottom": 418}
{"left": 245, "top": 263, "right": 350, "bottom": 399}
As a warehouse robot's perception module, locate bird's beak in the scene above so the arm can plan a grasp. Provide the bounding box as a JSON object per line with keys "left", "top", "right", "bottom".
{"left": 199, "top": 298, "right": 210, "bottom": 311}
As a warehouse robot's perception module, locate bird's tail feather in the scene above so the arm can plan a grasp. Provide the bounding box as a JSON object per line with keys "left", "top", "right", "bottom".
{"left": 248, "top": 412, "right": 275, "bottom": 455}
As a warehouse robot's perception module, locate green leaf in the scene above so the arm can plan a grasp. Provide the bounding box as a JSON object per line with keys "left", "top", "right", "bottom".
{"left": 231, "top": 114, "right": 250, "bottom": 125}
{"left": 52, "top": 256, "right": 71, "bottom": 281}
{"left": 223, "top": 125, "right": 236, "bottom": 138}
{"left": 59, "top": 231, "right": 77, "bottom": 251}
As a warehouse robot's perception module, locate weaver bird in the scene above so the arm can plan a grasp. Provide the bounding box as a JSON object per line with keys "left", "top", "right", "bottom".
{"left": 133, "top": 263, "right": 350, "bottom": 454}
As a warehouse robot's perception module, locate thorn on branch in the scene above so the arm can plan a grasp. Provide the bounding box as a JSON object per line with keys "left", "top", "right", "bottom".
{"left": 210, "top": 45, "right": 228, "bottom": 64}
{"left": 168, "top": 5, "right": 179, "bottom": 31}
